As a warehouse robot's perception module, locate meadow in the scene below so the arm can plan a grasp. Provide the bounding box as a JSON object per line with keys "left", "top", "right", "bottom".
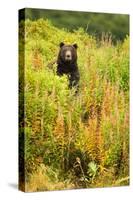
{"left": 19, "top": 19, "right": 129, "bottom": 191}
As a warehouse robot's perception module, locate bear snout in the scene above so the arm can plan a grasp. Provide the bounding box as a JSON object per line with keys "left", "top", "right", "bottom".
{"left": 65, "top": 50, "right": 72, "bottom": 61}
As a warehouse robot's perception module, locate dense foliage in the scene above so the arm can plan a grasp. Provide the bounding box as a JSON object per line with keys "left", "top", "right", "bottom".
{"left": 21, "top": 8, "right": 129, "bottom": 42}
{"left": 19, "top": 19, "right": 129, "bottom": 191}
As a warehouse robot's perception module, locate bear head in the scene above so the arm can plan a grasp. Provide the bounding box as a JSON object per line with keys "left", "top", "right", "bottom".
{"left": 58, "top": 42, "right": 78, "bottom": 64}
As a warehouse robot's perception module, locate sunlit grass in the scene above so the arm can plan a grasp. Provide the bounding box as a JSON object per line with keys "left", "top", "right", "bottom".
{"left": 19, "top": 19, "right": 129, "bottom": 191}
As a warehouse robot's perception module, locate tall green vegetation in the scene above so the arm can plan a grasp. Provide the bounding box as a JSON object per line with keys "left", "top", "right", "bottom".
{"left": 22, "top": 8, "right": 129, "bottom": 42}
{"left": 19, "top": 19, "right": 129, "bottom": 192}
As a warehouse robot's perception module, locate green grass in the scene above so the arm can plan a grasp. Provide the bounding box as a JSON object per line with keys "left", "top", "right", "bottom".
{"left": 19, "top": 19, "right": 129, "bottom": 192}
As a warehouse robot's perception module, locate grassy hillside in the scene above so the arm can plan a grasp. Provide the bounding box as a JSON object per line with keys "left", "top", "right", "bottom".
{"left": 23, "top": 8, "right": 129, "bottom": 41}
{"left": 19, "top": 19, "right": 129, "bottom": 192}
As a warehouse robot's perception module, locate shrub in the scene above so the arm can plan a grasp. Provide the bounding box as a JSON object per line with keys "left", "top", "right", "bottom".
{"left": 19, "top": 19, "right": 129, "bottom": 190}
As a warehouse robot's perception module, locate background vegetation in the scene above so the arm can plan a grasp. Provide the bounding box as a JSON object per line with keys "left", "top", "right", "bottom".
{"left": 19, "top": 16, "right": 129, "bottom": 191}
{"left": 19, "top": 8, "right": 129, "bottom": 42}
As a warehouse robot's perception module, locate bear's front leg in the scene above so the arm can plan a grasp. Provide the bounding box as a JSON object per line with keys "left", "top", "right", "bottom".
{"left": 69, "top": 70, "right": 80, "bottom": 91}
{"left": 57, "top": 67, "right": 63, "bottom": 76}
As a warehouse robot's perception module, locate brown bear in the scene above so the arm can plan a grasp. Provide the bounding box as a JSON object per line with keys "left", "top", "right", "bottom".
{"left": 57, "top": 42, "right": 80, "bottom": 92}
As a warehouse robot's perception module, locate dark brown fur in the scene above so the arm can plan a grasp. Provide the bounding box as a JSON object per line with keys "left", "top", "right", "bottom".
{"left": 57, "top": 42, "right": 80, "bottom": 90}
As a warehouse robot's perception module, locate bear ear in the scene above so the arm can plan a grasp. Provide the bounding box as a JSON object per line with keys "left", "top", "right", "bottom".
{"left": 60, "top": 42, "right": 65, "bottom": 48}
{"left": 73, "top": 43, "right": 78, "bottom": 49}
